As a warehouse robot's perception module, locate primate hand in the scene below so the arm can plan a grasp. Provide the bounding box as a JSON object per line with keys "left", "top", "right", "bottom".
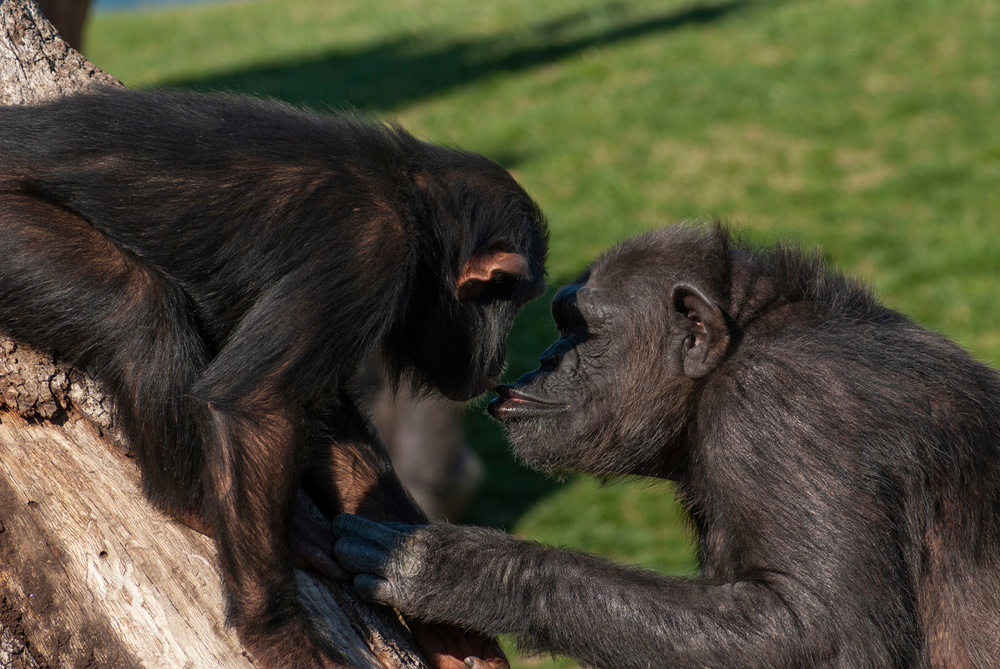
{"left": 333, "top": 514, "right": 508, "bottom": 669}
{"left": 334, "top": 514, "right": 429, "bottom": 610}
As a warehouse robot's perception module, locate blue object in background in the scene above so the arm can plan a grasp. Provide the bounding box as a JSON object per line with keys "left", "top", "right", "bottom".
{"left": 94, "top": 0, "right": 221, "bottom": 11}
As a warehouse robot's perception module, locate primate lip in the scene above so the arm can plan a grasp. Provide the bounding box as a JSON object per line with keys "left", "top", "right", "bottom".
{"left": 487, "top": 385, "right": 568, "bottom": 419}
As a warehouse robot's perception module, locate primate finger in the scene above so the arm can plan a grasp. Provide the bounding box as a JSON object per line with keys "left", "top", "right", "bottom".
{"left": 333, "top": 513, "right": 405, "bottom": 549}
{"left": 352, "top": 573, "right": 394, "bottom": 605}
{"left": 335, "top": 537, "right": 391, "bottom": 575}
{"left": 296, "top": 540, "right": 349, "bottom": 581}
{"left": 384, "top": 521, "right": 419, "bottom": 532}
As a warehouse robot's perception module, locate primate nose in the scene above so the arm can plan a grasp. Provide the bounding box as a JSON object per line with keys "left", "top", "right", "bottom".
{"left": 539, "top": 350, "right": 560, "bottom": 372}
{"left": 538, "top": 337, "right": 574, "bottom": 372}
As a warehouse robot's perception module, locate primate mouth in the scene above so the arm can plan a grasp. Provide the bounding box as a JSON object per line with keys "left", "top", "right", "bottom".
{"left": 487, "top": 385, "right": 568, "bottom": 420}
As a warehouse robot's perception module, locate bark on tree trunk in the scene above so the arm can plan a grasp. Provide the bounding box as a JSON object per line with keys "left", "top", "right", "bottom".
{"left": 0, "top": 2, "right": 433, "bottom": 667}
{"left": 0, "top": 0, "right": 115, "bottom": 104}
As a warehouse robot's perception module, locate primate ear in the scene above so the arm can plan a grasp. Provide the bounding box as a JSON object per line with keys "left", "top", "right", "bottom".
{"left": 669, "top": 283, "right": 731, "bottom": 378}
{"left": 456, "top": 249, "right": 530, "bottom": 301}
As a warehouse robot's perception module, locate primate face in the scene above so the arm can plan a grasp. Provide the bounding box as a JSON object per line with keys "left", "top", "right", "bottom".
{"left": 489, "top": 229, "right": 736, "bottom": 478}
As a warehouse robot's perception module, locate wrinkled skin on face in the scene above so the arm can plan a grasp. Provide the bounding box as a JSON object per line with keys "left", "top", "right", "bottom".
{"left": 487, "top": 231, "right": 729, "bottom": 479}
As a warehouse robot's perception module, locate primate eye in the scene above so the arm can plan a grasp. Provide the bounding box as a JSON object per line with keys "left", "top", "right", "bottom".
{"left": 555, "top": 315, "right": 591, "bottom": 341}
{"left": 554, "top": 307, "right": 589, "bottom": 336}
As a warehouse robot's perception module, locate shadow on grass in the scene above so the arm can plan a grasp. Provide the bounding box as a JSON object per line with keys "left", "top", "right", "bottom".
{"left": 173, "top": 0, "right": 754, "bottom": 115}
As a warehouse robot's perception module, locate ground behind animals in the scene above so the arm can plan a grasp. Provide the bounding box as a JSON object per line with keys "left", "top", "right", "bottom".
{"left": 85, "top": 0, "right": 999, "bottom": 666}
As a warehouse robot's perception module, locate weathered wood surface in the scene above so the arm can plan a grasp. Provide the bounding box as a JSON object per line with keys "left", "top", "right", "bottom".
{"left": 0, "top": 1, "right": 432, "bottom": 667}
{"left": 0, "top": 412, "right": 427, "bottom": 669}
{"left": 0, "top": 0, "right": 117, "bottom": 105}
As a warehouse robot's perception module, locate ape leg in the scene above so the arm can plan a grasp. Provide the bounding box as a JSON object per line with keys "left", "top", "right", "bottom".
{"left": 171, "top": 489, "right": 346, "bottom": 582}
{"left": 0, "top": 192, "right": 208, "bottom": 516}
{"left": 186, "top": 290, "right": 356, "bottom": 668}
{"left": 303, "top": 396, "right": 427, "bottom": 525}
{"left": 198, "top": 396, "right": 342, "bottom": 667}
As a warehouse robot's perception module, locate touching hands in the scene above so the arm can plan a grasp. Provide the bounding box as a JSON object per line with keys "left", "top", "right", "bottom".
{"left": 334, "top": 514, "right": 430, "bottom": 611}
{"left": 333, "top": 514, "right": 509, "bottom": 669}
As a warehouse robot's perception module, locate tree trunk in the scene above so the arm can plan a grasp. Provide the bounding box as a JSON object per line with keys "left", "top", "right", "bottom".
{"left": 0, "top": 2, "right": 431, "bottom": 667}
{"left": 0, "top": 0, "right": 115, "bottom": 104}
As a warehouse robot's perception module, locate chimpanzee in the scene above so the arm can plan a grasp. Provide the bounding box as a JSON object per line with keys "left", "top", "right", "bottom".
{"left": 335, "top": 223, "right": 1000, "bottom": 669}
{"left": 0, "top": 88, "right": 547, "bottom": 669}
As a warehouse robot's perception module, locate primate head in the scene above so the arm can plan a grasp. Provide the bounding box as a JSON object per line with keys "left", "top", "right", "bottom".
{"left": 387, "top": 150, "right": 548, "bottom": 402}
{"left": 489, "top": 224, "right": 735, "bottom": 477}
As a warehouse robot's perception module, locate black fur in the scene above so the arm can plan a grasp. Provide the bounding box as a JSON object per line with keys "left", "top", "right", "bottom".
{"left": 0, "top": 88, "right": 547, "bottom": 669}
{"left": 335, "top": 224, "right": 1000, "bottom": 669}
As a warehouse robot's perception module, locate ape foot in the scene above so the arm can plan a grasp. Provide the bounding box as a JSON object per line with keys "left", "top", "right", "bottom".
{"left": 409, "top": 621, "right": 509, "bottom": 669}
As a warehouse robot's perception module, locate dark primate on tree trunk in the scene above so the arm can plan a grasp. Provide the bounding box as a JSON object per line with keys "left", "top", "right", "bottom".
{"left": 0, "top": 87, "right": 547, "bottom": 669}
{"left": 336, "top": 223, "right": 1000, "bottom": 669}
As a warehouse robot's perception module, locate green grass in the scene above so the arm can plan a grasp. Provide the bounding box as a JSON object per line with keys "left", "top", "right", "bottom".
{"left": 87, "top": 1, "right": 1000, "bottom": 666}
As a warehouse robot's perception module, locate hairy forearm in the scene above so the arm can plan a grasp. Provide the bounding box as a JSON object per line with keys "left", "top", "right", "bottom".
{"left": 402, "top": 526, "right": 813, "bottom": 669}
